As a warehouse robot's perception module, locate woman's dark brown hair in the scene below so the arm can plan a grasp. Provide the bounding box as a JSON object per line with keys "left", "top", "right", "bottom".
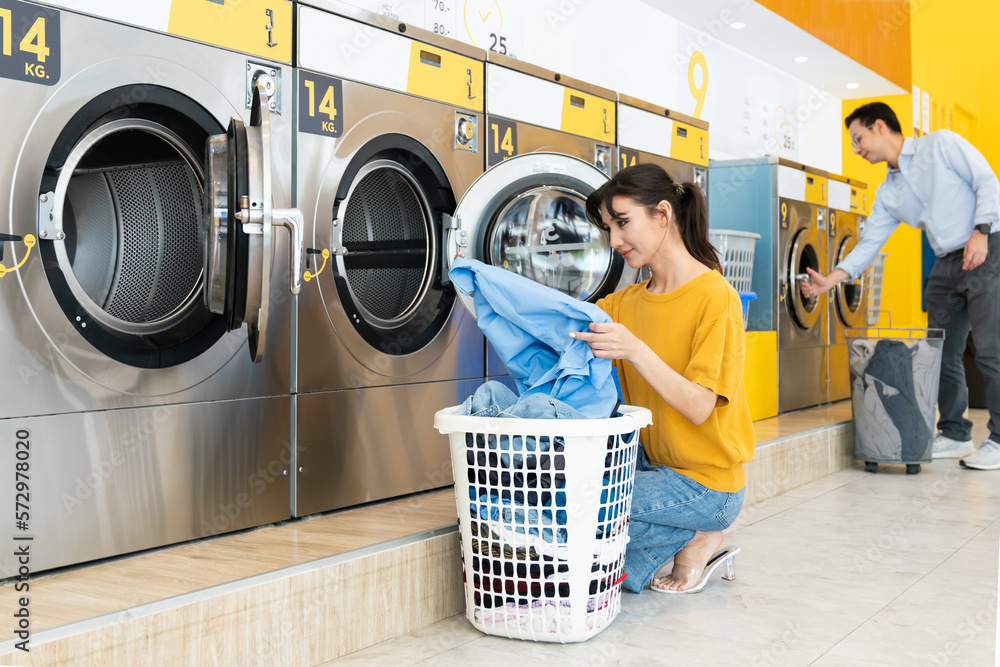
{"left": 585, "top": 163, "right": 721, "bottom": 273}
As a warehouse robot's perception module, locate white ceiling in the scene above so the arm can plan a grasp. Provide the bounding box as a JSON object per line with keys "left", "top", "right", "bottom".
{"left": 641, "top": 0, "right": 909, "bottom": 99}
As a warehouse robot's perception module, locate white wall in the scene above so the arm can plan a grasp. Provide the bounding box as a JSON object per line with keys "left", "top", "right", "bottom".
{"left": 344, "top": 0, "right": 844, "bottom": 171}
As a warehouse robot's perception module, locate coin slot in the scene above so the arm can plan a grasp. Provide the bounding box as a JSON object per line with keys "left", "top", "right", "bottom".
{"left": 420, "top": 50, "right": 442, "bottom": 67}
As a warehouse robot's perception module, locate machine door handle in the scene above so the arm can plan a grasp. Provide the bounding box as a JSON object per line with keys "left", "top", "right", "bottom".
{"left": 467, "top": 69, "right": 476, "bottom": 100}
{"left": 265, "top": 9, "right": 277, "bottom": 48}
{"left": 273, "top": 209, "right": 303, "bottom": 295}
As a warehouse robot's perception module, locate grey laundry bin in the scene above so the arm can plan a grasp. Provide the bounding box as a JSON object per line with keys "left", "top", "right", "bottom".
{"left": 845, "top": 328, "right": 945, "bottom": 474}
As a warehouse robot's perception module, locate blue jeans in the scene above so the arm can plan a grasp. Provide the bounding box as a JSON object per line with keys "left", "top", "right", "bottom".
{"left": 622, "top": 449, "right": 744, "bottom": 593}
{"left": 461, "top": 381, "right": 587, "bottom": 419}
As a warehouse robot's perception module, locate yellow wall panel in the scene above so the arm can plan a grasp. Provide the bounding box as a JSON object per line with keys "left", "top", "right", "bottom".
{"left": 744, "top": 331, "right": 778, "bottom": 422}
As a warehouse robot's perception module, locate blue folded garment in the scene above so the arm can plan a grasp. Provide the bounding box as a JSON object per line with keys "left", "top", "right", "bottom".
{"left": 450, "top": 259, "right": 618, "bottom": 419}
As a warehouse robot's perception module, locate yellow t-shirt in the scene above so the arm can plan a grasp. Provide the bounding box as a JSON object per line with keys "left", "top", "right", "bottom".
{"left": 596, "top": 271, "right": 755, "bottom": 492}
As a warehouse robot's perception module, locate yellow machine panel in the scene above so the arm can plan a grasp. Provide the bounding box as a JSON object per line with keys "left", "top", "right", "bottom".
{"left": 850, "top": 184, "right": 869, "bottom": 214}
{"left": 669, "top": 121, "right": 709, "bottom": 167}
{"left": 805, "top": 173, "right": 828, "bottom": 206}
{"left": 560, "top": 88, "right": 615, "bottom": 143}
{"left": 168, "top": 0, "right": 293, "bottom": 63}
{"left": 406, "top": 42, "right": 484, "bottom": 112}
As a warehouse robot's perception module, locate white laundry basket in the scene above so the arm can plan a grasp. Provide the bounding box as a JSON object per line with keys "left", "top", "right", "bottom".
{"left": 708, "top": 229, "right": 761, "bottom": 293}
{"left": 434, "top": 404, "right": 652, "bottom": 643}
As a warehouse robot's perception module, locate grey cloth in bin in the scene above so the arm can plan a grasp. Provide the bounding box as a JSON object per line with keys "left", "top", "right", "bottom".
{"left": 849, "top": 335, "right": 943, "bottom": 464}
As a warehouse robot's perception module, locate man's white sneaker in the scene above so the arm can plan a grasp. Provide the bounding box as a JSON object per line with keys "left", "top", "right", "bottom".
{"left": 960, "top": 440, "right": 1000, "bottom": 470}
{"left": 931, "top": 433, "right": 975, "bottom": 459}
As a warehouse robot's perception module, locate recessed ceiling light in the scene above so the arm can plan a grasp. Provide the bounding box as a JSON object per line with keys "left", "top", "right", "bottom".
{"left": 794, "top": 56, "right": 808, "bottom": 63}
{"left": 846, "top": 83, "right": 860, "bottom": 89}
{"left": 730, "top": 22, "right": 746, "bottom": 29}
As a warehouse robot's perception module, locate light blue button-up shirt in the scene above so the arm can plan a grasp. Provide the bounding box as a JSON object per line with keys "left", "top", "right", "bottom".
{"left": 449, "top": 258, "right": 619, "bottom": 419}
{"left": 837, "top": 130, "right": 1000, "bottom": 279}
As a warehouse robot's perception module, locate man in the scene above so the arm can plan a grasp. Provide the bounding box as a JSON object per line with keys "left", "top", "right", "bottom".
{"left": 801, "top": 102, "right": 1000, "bottom": 470}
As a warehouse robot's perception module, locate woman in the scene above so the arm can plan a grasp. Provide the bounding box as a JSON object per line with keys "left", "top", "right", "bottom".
{"left": 571, "top": 163, "right": 755, "bottom": 594}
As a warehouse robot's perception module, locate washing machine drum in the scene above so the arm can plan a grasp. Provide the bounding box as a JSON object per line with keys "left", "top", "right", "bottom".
{"left": 65, "top": 146, "right": 203, "bottom": 325}
{"left": 787, "top": 227, "right": 822, "bottom": 329}
{"left": 40, "top": 93, "right": 226, "bottom": 369}
{"left": 336, "top": 160, "right": 436, "bottom": 327}
{"left": 324, "top": 137, "right": 459, "bottom": 357}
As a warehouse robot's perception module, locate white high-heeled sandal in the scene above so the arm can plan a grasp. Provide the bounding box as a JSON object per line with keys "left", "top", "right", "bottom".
{"left": 650, "top": 546, "right": 741, "bottom": 594}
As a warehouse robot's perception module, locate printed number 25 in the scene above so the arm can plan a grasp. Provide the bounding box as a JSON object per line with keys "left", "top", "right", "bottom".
{"left": 303, "top": 79, "right": 337, "bottom": 120}
{"left": 489, "top": 33, "right": 507, "bottom": 55}
{"left": 0, "top": 10, "right": 50, "bottom": 61}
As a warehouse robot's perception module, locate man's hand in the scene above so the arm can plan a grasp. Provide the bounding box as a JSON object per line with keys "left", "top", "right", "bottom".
{"left": 963, "top": 230, "right": 989, "bottom": 270}
{"left": 799, "top": 267, "right": 846, "bottom": 297}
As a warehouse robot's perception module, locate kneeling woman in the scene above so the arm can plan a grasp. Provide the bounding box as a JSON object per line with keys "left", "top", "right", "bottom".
{"left": 572, "top": 163, "right": 755, "bottom": 594}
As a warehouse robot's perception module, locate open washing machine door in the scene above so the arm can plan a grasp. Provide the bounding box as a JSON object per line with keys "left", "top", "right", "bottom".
{"left": 445, "top": 152, "right": 627, "bottom": 317}
{"left": 785, "top": 226, "right": 823, "bottom": 330}
{"left": 203, "top": 85, "right": 303, "bottom": 362}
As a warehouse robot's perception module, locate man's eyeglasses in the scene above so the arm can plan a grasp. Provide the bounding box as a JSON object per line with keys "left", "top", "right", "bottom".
{"left": 851, "top": 124, "right": 874, "bottom": 149}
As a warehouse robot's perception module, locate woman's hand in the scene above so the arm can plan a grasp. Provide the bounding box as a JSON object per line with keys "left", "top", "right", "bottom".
{"left": 573, "top": 321, "right": 718, "bottom": 425}
{"left": 571, "top": 322, "right": 644, "bottom": 361}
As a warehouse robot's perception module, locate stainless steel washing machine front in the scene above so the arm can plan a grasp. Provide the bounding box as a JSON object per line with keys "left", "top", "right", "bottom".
{"left": 777, "top": 162, "right": 829, "bottom": 413}
{"left": 295, "top": 2, "right": 487, "bottom": 515}
{"left": 0, "top": 1, "right": 301, "bottom": 575}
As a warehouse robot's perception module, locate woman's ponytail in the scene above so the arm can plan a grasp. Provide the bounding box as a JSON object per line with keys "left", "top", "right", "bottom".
{"left": 675, "top": 182, "right": 721, "bottom": 273}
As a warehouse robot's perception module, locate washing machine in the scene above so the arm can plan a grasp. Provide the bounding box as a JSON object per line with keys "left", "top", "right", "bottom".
{"left": 827, "top": 174, "right": 869, "bottom": 402}
{"left": 0, "top": 1, "right": 301, "bottom": 576}
{"left": 778, "top": 162, "right": 829, "bottom": 412}
{"left": 482, "top": 54, "right": 629, "bottom": 379}
{"left": 294, "top": 2, "right": 487, "bottom": 515}
{"left": 616, "top": 95, "right": 708, "bottom": 187}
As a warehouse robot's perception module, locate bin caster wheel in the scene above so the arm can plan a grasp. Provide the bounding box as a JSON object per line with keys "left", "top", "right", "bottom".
{"left": 865, "top": 462, "right": 878, "bottom": 473}
{"left": 906, "top": 464, "right": 921, "bottom": 475}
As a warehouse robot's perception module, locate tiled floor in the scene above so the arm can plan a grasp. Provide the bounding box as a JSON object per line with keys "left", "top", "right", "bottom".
{"left": 326, "top": 411, "right": 999, "bottom": 667}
